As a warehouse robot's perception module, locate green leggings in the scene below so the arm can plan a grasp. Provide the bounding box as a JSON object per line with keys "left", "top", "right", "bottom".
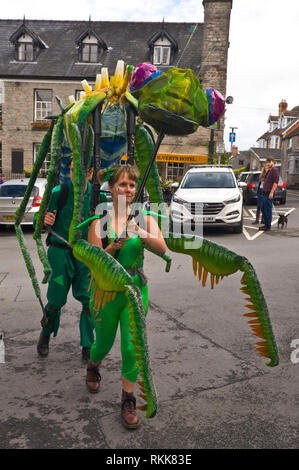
{"left": 90, "top": 274, "right": 148, "bottom": 383}
{"left": 42, "top": 246, "right": 94, "bottom": 348}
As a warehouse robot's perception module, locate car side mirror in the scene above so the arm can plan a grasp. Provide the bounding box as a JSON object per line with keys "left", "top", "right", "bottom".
{"left": 171, "top": 182, "right": 179, "bottom": 189}
{"left": 238, "top": 182, "right": 247, "bottom": 188}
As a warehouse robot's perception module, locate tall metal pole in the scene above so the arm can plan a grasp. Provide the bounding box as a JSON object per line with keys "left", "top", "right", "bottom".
{"left": 91, "top": 103, "right": 102, "bottom": 215}
{"left": 125, "top": 102, "right": 137, "bottom": 166}
{"left": 229, "top": 126, "right": 238, "bottom": 152}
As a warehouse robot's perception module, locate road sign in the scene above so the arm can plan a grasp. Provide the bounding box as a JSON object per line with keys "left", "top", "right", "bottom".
{"left": 229, "top": 132, "right": 236, "bottom": 143}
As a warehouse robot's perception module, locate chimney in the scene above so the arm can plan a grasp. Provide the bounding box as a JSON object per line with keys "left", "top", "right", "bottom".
{"left": 279, "top": 99, "right": 288, "bottom": 116}
{"left": 231, "top": 145, "right": 239, "bottom": 157}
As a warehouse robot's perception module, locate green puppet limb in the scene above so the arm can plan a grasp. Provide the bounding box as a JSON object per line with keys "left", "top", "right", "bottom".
{"left": 66, "top": 92, "right": 106, "bottom": 246}
{"left": 165, "top": 232, "right": 280, "bottom": 367}
{"left": 133, "top": 118, "right": 279, "bottom": 368}
{"left": 14, "top": 121, "right": 55, "bottom": 311}
{"left": 33, "top": 113, "right": 66, "bottom": 283}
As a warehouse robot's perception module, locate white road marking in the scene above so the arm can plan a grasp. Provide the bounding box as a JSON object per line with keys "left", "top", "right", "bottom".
{"left": 242, "top": 207, "right": 296, "bottom": 240}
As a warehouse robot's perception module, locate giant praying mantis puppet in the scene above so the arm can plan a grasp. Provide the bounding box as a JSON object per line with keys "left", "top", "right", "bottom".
{"left": 15, "top": 60, "right": 279, "bottom": 419}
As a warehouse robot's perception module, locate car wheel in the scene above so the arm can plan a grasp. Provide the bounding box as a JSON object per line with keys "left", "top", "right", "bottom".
{"left": 233, "top": 213, "right": 243, "bottom": 233}
{"left": 169, "top": 215, "right": 184, "bottom": 235}
{"left": 244, "top": 194, "right": 251, "bottom": 205}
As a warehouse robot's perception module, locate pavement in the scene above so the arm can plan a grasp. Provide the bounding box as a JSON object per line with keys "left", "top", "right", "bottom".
{"left": 0, "top": 197, "right": 299, "bottom": 454}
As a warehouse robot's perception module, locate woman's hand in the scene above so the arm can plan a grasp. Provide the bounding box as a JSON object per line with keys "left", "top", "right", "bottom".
{"left": 111, "top": 238, "right": 127, "bottom": 250}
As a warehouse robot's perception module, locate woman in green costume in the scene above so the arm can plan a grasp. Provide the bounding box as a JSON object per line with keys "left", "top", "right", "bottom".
{"left": 86, "top": 166, "right": 166, "bottom": 429}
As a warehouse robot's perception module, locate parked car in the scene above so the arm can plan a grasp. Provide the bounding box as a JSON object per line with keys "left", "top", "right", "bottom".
{"left": 0, "top": 178, "right": 47, "bottom": 226}
{"left": 169, "top": 165, "right": 244, "bottom": 233}
{"left": 239, "top": 171, "right": 287, "bottom": 205}
{"left": 97, "top": 181, "right": 150, "bottom": 212}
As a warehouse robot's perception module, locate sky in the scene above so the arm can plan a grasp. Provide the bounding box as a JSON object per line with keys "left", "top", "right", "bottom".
{"left": 2, "top": 0, "right": 299, "bottom": 152}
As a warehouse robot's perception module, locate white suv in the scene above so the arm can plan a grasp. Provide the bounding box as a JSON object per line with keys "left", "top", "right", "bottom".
{"left": 169, "top": 166, "right": 243, "bottom": 233}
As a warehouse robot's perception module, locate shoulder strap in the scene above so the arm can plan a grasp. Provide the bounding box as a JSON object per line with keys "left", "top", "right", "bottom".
{"left": 57, "top": 183, "right": 69, "bottom": 213}
{"left": 99, "top": 210, "right": 109, "bottom": 250}
{"left": 100, "top": 211, "right": 120, "bottom": 259}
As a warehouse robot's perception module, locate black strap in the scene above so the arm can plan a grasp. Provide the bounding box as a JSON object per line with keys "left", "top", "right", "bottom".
{"left": 58, "top": 183, "right": 69, "bottom": 212}
{"left": 46, "top": 184, "right": 69, "bottom": 247}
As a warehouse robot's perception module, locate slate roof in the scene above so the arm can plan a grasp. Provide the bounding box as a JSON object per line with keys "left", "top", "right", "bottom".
{"left": 257, "top": 131, "right": 270, "bottom": 141}
{"left": 250, "top": 147, "right": 281, "bottom": 161}
{"left": 0, "top": 19, "right": 203, "bottom": 80}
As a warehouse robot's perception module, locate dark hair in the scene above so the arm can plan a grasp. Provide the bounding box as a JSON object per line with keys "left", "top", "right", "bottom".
{"left": 266, "top": 157, "right": 275, "bottom": 163}
{"left": 108, "top": 167, "right": 138, "bottom": 187}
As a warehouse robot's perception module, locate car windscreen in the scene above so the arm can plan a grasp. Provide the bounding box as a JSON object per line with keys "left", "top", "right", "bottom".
{"left": 182, "top": 172, "right": 236, "bottom": 189}
{"left": 0, "top": 185, "right": 39, "bottom": 197}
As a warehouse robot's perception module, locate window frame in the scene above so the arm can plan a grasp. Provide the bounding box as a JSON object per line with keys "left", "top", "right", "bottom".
{"left": 33, "top": 143, "right": 51, "bottom": 176}
{"left": 166, "top": 162, "right": 184, "bottom": 180}
{"left": 81, "top": 42, "right": 98, "bottom": 63}
{"left": 17, "top": 41, "right": 34, "bottom": 62}
{"left": 34, "top": 89, "right": 52, "bottom": 121}
{"left": 153, "top": 45, "right": 171, "bottom": 66}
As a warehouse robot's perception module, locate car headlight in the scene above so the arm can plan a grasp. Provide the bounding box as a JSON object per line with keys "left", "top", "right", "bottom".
{"left": 224, "top": 194, "right": 241, "bottom": 204}
{"left": 172, "top": 194, "right": 187, "bottom": 205}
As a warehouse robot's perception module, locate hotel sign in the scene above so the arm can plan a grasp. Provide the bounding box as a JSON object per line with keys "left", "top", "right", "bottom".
{"left": 121, "top": 153, "right": 208, "bottom": 164}
{"left": 156, "top": 153, "right": 208, "bottom": 164}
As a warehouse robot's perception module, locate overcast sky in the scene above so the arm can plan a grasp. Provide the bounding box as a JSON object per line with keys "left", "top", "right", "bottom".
{"left": 2, "top": 0, "right": 299, "bottom": 151}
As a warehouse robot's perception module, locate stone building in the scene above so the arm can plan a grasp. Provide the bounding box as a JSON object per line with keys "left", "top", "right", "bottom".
{"left": 253, "top": 99, "right": 299, "bottom": 185}
{"left": 0, "top": 0, "right": 233, "bottom": 181}
{"left": 229, "top": 145, "right": 250, "bottom": 170}
{"left": 280, "top": 120, "right": 299, "bottom": 188}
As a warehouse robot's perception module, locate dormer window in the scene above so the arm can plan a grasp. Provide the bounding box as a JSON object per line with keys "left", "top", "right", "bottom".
{"left": 148, "top": 25, "right": 178, "bottom": 67}
{"left": 17, "top": 35, "right": 34, "bottom": 61}
{"left": 81, "top": 35, "right": 98, "bottom": 63}
{"left": 9, "top": 18, "right": 47, "bottom": 63}
{"left": 76, "top": 22, "right": 108, "bottom": 64}
{"left": 153, "top": 38, "right": 171, "bottom": 66}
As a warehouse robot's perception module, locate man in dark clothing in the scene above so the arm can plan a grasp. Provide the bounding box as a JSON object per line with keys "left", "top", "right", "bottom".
{"left": 259, "top": 157, "right": 280, "bottom": 231}
{"left": 37, "top": 160, "right": 95, "bottom": 361}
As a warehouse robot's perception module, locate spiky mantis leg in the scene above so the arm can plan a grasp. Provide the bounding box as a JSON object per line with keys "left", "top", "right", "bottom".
{"left": 166, "top": 233, "right": 280, "bottom": 367}
{"left": 33, "top": 106, "right": 69, "bottom": 282}
{"left": 134, "top": 124, "right": 279, "bottom": 367}
{"left": 65, "top": 92, "right": 106, "bottom": 245}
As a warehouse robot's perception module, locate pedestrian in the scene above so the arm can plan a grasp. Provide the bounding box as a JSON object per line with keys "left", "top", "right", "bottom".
{"left": 252, "top": 163, "right": 269, "bottom": 225}
{"left": 85, "top": 166, "right": 167, "bottom": 429}
{"left": 37, "top": 160, "right": 95, "bottom": 361}
{"left": 259, "top": 157, "right": 280, "bottom": 231}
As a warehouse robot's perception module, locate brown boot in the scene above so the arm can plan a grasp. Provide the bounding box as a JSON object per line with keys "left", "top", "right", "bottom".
{"left": 86, "top": 360, "right": 101, "bottom": 393}
{"left": 121, "top": 390, "right": 140, "bottom": 429}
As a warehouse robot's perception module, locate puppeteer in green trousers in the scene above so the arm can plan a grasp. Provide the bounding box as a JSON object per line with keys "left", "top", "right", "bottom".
{"left": 42, "top": 181, "right": 94, "bottom": 348}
